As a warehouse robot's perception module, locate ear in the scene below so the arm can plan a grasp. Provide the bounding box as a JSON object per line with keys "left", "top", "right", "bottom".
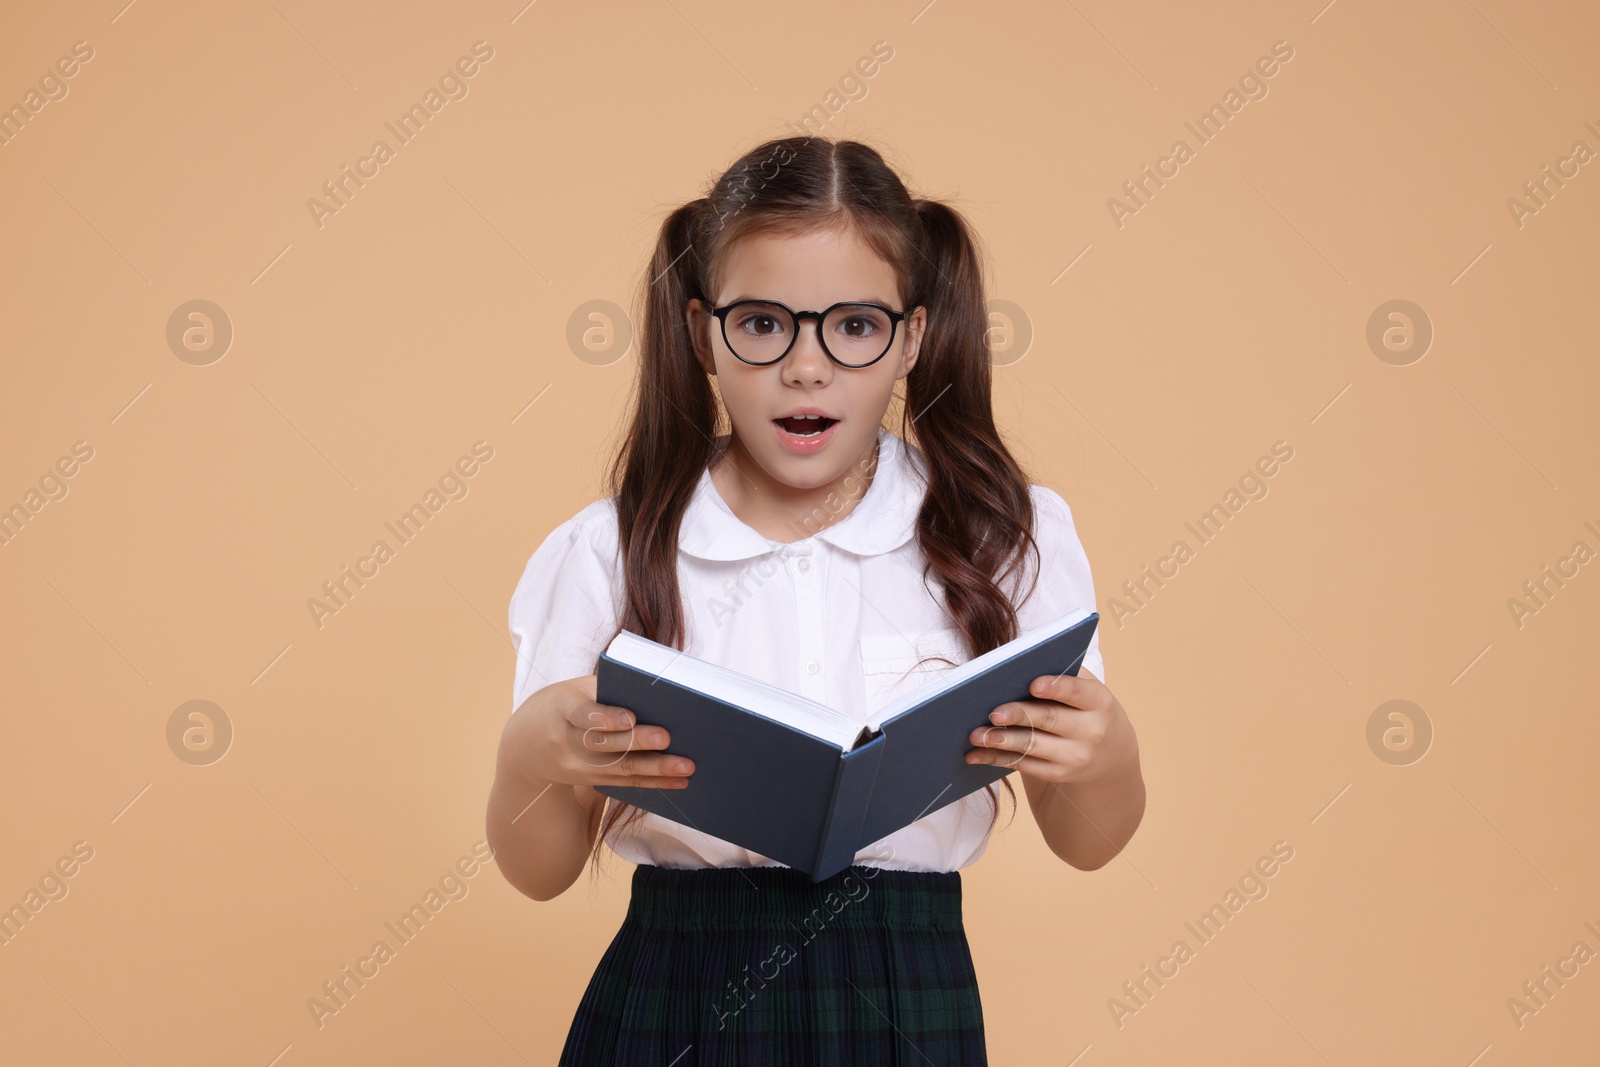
{"left": 686, "top": 298, "right": 717, "bottom": 376}
{"left": 895, "top": 305, "right": 927, "bottom": 379}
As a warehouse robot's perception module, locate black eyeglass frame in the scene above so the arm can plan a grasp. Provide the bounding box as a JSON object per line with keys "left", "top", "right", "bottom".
{"left": 701, "top": 298, "right": 917, "bottom": 369}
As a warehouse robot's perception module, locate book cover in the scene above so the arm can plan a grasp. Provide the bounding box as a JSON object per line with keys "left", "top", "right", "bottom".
{"left": 595, "top": 610, "right": 1099, "bottom": 880}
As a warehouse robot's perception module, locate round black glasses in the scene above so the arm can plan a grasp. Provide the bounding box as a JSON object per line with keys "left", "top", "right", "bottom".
{"left": 703, "top": 298, "right": 914, "bottom": 369}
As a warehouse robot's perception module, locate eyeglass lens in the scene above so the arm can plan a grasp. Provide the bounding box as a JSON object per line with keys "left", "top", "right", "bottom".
{"left": 723, "top": 302, "right": 895, "bottom": 365}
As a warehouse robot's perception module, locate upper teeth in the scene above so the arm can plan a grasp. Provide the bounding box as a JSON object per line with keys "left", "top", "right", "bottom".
{"left": 792, "top": 414, "right": 821, "bottom": 419}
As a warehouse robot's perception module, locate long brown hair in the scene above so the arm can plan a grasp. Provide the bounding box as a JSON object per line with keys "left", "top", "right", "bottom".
{"left": 586, "top": 136, "right": 1042, "bottom": 882}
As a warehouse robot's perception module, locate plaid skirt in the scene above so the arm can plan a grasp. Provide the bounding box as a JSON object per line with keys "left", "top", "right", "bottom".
{"left": 559, "top": 863, "right": 988, "bottom": 1066}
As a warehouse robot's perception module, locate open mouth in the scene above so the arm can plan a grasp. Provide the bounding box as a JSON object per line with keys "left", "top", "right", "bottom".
{"left": 774, "top": 415, "right": 838, "bottom": 437}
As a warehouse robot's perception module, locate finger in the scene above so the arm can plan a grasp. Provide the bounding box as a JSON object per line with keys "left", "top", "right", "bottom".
{"left": 592, "top": 780, "right": 684, "bottom": 790}
{"left": 986, "top": 698, "right": 1106, "bottom": 743}
{"left": 569, "top": 699, "right": 638, "bottom": 732}
{"left": 967, "top": 723, "right": 1069, "bottom": 765}
{"left": 599, "top": 750, "right": 695, "bottom": 784}
{"left": 592, "top": 768, "right": 693, "bottom": 790}
{"left": 572, "top": 722, "right": 672, "bottom": 753}
{"left": 567, "top": 722, "right": 675, "bottom": 775}
{"left": 985, "top": 698, "right": 1065, "bottom": 739}
{"left": 967, "top": 747, "right": 1090, "bottom": 782}
{"left": 967, "top": 732, "right": 1093, "bottom": 771}
{"left": 1026, "top": 670, "right": 1110, "bottom": 711}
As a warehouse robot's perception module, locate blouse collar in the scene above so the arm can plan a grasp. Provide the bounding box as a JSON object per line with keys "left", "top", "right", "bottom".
{"left": 678, "top": 428, "right": 926, "bottom": 561}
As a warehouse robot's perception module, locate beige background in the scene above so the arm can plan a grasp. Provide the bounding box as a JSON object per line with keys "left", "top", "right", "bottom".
{"left": 2, "top": 0, "right": 1597, "bottom": 1063}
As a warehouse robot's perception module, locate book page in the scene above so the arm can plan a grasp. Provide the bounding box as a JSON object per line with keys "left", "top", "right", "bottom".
{"left": 864, "top": 607, "right": 1094, "bottom": 730}
{"left": 606, "top": 631, "right": 865, "bottom": 750}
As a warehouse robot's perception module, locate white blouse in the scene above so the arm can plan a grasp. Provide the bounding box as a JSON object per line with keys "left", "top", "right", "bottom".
{"left": 507, "top": 427, "right": 1104, "bottom": 873}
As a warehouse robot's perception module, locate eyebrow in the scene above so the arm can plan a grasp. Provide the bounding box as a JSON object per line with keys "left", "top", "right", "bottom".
{"left": 723, "top": 295, "right": 898, "bottom": 307}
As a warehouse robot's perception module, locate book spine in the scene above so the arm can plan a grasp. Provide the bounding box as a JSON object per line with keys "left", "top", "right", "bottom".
{"left": 809, "top": 732, "right": 888, "bottom": 882}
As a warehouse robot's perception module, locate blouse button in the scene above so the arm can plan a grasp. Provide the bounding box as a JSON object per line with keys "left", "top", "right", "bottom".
{"left": 797, "top": 558, "right": 811, "bottom": 572}
{"left": 804, "top": 660, "right": 820, "bottom": 675}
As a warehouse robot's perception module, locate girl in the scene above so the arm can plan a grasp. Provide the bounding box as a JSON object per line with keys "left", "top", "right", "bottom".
{"left": 487, "top": 136, "right": 1145, "bottom": 1065}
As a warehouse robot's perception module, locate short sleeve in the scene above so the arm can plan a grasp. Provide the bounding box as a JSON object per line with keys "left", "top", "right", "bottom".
{"left": 507, "top": 499, "right": 624, "bottom": 715}
{"left": 1015, "top": 485, "right": 1105, "bottom": 684}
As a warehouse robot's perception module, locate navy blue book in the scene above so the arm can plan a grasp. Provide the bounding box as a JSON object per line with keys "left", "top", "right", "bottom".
{"left": 594, "top": 608, "right": 1099, "bottom": 882}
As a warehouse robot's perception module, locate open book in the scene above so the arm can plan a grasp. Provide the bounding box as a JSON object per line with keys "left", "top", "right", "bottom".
{"left": 595, "top": 608, "right": 1099, "bottom": 881}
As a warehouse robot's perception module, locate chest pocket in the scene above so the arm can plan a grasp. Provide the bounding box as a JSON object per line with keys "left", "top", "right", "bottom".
{"left": 859, "top": 626, "right": 969, "bottom": 717}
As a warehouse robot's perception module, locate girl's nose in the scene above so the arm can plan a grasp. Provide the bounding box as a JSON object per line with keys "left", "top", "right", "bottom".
{"left": 782, "top": 326, "right": 834, "bottom": 386}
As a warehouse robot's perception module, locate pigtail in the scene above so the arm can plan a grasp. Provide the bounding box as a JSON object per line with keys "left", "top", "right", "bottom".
{"left": 895, "top": 198, "right": 1038, "bottom": 842}
{"left": 604, "top": 199, "right": 718, "bottom": 653}
{"left": 587, "top": 198, "right": 718, "bottom": 883}
{"left": 904, "top": 199, "right": 1041, "bottom": 657}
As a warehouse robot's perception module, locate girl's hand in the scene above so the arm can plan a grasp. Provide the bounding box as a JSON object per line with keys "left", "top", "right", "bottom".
{"left": 964, "top": 669, "right": 1136, "bottom": 786}
{"left": 501, "top": 675, "right": 695, "bottom": 790}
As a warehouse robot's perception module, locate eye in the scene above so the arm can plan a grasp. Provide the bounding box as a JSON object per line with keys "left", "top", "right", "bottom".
{"left": 827, "top": 306, "right": 892, "bottom": 341}
{"left": 739, "top": 314, "right": 781, "bottom": 335}
{"left": 731, "top": 306, "right": 789, "bottom": 337}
